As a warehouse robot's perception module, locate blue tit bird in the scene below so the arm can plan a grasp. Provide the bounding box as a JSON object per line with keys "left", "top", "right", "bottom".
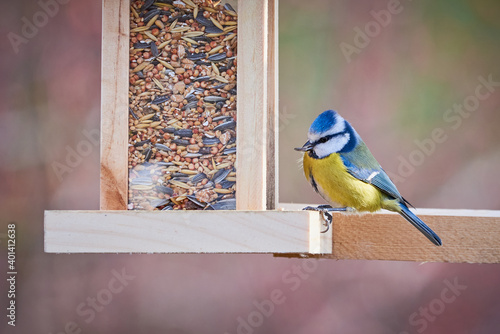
{"left": 295, "top": 110, "right": 442, "bottom": 246}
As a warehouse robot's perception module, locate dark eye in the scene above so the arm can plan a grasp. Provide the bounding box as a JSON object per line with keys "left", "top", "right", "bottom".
{"left": 318, "top": 137, "right": 328, "bottom": 144}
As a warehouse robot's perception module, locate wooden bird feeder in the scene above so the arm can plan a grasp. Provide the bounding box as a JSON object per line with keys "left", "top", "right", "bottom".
{"left": 44, "top": 0, "right": 500, "bottom": 262}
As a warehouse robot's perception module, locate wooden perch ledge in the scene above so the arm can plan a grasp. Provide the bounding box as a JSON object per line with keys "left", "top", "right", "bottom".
{"left": 280, "top": 205, "right": 500, "bottom": 263}
{"left": 44, "top": 210, "right": 330, "bottom": 254}
{"left": 44, "top": 206, "right": 500, "bottom": 263}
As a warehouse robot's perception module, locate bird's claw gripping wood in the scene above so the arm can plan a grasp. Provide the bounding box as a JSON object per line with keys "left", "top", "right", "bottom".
{"left": 302, "top": 205, "right": 348, "bottom": 233}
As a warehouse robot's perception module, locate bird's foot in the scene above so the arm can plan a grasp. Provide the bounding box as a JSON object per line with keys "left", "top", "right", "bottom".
{"left": 302, "top": 205, "right": 349, "bottom": 233}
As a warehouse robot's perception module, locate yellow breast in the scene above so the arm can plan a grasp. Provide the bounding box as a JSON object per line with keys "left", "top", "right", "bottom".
{"left": 302, "top": 152, "right": 384, "bottom": 212}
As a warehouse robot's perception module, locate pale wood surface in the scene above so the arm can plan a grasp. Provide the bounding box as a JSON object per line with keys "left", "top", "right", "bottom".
{"left": 44, "top": 207, "right": 500, "bottom": 262}
{"left": 279, "top": 204, "right": 500, "bottom": 263}
{"left": 236, "top": 0, "right": 278, "bottom": 210}
{"left": 266, "top": 0, "right": 279, "bottom": 210}
{"left": 100, "top": 0, "right": 129, "bottom": 210}
{"left": 328, "top": 210, "right": 500, "bottom": 263}
{"left": 44, "top": 210, "right": 328, "bottom": 254}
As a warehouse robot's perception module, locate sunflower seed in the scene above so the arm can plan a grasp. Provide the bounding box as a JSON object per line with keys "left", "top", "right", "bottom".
{"left": 220, "top": 180, "right": 235, "bottom": 189}
{"left": 213, "top": 120, "right": 236, "bottom": 131}
{"left": 172, "top": 139, "right": 190, "bottom": 146}
{"left": 151, "top": 42, "right": 159, "bottom": 57}
{"left": 213, "top": 168, "right": 231, "bottom": 184}
{"left": 134, "top": 41, "right": 151, "bottom": 49}
{"left": 208, "top": 52, "right": 227, "bottom": 62}
{"left": 134, "top": 139, "right": 151, "bottom": 147}
{"left": 142, "top": 0, "right": 155, "bottom": 11}
{"left": 151, "top": 199, "right": 170, "bottom": 208}
{"left": 191, "top": 35, "right": 212, "bottom": 43}
{"left": 205, "top": 25, "right": 224, "bottom": 34}
{"left": 172, "top": 176, "right": 191, "bottom": 183}
{"left": 206, "top": 198, "right": 236, "bottom": 210}
{"left": 152, "top": 95, "right": 169, "bottom": 104}
{"left": 187, "top": 195, "right": 205, "bottom": 208}
{"left": 202, "top": 137, "right": 220, "bottom": 145}
{"left": 129, "top": 107, "right": 139, "bottom": 120}
{"left": 155, "top": 185, "right": 174, "bottom": 195}
{"left": 182, "top": 100, "right": 198, "bottom": 110}
{"left": 194, "top": 75, "right": 212, "bottom": 82}
{"left": 203, "top": 181, "right": 214, "bottom": 189}
{"left": 224, "top": 3, "right": 236, "bottom": 12}
{"left": 144, "top": 9, "right": 161, "bottom": 23}
{"left": 191, "top": 173, "right": 207, "bottom": 183}
{"left": 212, "top": 115, "right": 232, "bottom": 122}
{"left": 131, "top": 177, "right": 154, "bottom": 186}
{"left": 187, "top": 52, "right": 206, "bottom": 60}
{"left": 204, "top": 96, "right": 227, "bottom": 102}
{"left": 162, "top": 127, "right": 176, "bottom": 133}
{"left": 143, "top": 148, "right": 152, "bottom": 161}
{"left": 174, "top": 129, "right": 193, "bottom": 137}
{"left": 155, "top": 143, "right": 172, "bottom": 151}
{"left": 199, "top": 147, "right": 211, "bottom": 155}
{"left": 195, "top": 13, "right": 212, "bottom": 27}
{"left": 222, "top": 147, "right": 236, "bottom": 155}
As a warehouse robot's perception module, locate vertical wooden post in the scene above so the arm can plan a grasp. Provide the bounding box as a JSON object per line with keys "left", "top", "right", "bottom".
{"left": 237, "top": 0, "right": 279, "bottom": 210}
{"left": 100, "top": 0, "right": 129, "bottom": 210}
{"left": 267, "top": 0, "right": 279, "bottom": 210}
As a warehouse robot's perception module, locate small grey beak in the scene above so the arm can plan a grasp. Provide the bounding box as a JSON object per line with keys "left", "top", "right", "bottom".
{"left": 294, "top": 141, "right": 313, "bottom": 152}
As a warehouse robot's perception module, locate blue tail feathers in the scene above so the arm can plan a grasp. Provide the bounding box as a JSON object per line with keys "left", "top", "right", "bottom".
{"left": 399, "top": 204, "right": 442, "bottom": 246}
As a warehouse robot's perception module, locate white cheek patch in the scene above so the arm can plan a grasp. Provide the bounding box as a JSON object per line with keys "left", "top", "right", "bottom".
{"left": 324, "top": 114, "right": 346, "bottom": 137}
{"left": 313, "top": 133, "right": 350, "bottom": 158}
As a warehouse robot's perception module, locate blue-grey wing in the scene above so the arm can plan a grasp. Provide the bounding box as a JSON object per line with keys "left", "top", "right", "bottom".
{"left": 339, "top": 140, "right": 404, "bottom": 202}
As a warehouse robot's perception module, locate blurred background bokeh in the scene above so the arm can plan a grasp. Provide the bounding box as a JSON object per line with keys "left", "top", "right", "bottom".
{"left": 1, "top": 0, "right": 500, "bottom": 333}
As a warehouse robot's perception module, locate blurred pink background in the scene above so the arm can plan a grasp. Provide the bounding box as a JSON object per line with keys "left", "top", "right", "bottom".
{"left": 1, "top": 0, "right": 500, "bottom": 333}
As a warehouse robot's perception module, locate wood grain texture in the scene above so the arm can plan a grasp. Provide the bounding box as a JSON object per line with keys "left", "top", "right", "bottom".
{"left": 329, "top": 211, "right": 500, "bottom": 263}
{"left": 266, "top": 0, "right": 279, "bottom": 210}
{"left": 100, "top": 0, "right": 129, "bottom": 210}
{"left": 278, "top": 205, "right": 500, "bottom": 263}
{"left": 44, "top": 210, "right": 328, "bottom": 254}
{"left": 236, "top": 0, "right": 278, "bottom": 210}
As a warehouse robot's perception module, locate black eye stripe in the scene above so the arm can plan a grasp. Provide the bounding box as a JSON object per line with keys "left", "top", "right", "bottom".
{"left": 314, "top": 133, "right": 337, "bottom": 145}
{"left": 310, "top": 121, "right": 357, "bottom": 155}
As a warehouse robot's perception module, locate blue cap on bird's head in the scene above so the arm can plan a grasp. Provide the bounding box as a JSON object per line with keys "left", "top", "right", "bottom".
{"left": 308, "top": 110, "right": 341, "bottom": 136}
{"left": 308, "top": 110, "right": 345, "bottom": 140}
{"left": 295, "top": 110, "right": 357, "bottom": 157}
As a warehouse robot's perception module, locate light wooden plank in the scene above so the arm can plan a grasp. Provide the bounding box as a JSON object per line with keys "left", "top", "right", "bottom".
{"left": 44, "top": 210, "right": 328, "bottom": 254}
{"left": 329, "top": 210, "right": 500, "bottom": 263}
{"left": 44, "top": 207, "right": 500, "bottom": 262}
{"left": 100, "top": 0, "right": 129, "bottom": 210}
{"left": 266, "top": 0, "right": 279, "bottom": 210}
{"left": 236, "top": 0, "right": 278, "bottom": 210}
{"left": 279, "top": 204, "right": 500, "bottom": 263}
{"left": 309, "top": 210, "right": 332, "bottom": 254}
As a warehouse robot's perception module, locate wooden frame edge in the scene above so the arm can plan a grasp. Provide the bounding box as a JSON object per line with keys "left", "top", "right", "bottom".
{"left": 236, "top": 0, "right": 278, "bottom": 210}
{"left": 100, "top": 0, "right": 130, "bottom": 210}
